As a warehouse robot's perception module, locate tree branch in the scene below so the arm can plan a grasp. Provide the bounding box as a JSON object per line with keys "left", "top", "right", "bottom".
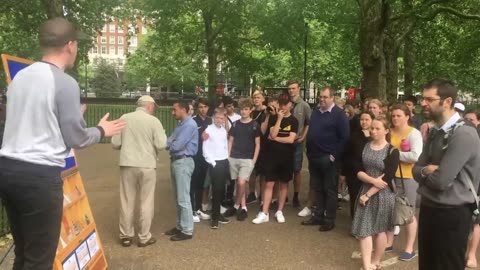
{"left": 418, "top": 6, "right": 480, "bottom": 21}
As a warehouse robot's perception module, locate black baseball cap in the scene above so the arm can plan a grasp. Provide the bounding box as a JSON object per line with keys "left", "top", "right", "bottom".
{"left": 39, "top": 18, "right": 89, "bottom": 47}
{"left": 278, "top": 93, "right": 292, "bottom": 105}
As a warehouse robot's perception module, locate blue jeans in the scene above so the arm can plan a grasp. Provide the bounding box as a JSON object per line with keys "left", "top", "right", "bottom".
{"left": 170, "top": 157, "right": 195, "bottom": 235}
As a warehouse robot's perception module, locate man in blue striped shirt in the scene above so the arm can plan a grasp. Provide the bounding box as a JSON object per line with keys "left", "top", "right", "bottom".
{"left": 165, "top": 101, "right": 198, "bottom": 241}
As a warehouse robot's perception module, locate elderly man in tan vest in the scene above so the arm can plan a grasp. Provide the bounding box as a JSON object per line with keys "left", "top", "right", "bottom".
{"left": 112, "top": 95, "right": 167, "bottom": 247}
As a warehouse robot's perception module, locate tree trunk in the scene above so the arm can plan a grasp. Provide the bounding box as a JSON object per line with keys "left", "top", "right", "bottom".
{"left": 403, "top": 33, "right": 415, "bottom": 97}
{"left": 203, "top": 11, "right": 217, "bottom": 100}
{"left": 42, "top": 0, "right": 64, "bottom": 19}
{"left": 358, "top": 0, "right": 388, "bottom": 100}
{"left": 384, "top": 35, "right": 399, "bottom": 102}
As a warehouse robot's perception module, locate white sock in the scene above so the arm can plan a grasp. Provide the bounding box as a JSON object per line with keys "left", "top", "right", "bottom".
{"left": 234, "top": 204, "right": 240, "bottom": 210}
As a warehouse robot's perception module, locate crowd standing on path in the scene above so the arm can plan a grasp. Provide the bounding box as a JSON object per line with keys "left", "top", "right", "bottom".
{"left": 2, "top": 16, "right": 480, "bottom": 270}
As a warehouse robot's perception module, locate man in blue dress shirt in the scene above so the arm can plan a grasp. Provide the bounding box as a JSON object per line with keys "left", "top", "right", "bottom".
{"left": 164, "top": 101, "right": 199, "bottom": 241}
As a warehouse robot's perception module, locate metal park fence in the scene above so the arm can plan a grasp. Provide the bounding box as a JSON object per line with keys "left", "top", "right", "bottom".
{"left": 83, "top": 104, "right": 177, "bottom": 143}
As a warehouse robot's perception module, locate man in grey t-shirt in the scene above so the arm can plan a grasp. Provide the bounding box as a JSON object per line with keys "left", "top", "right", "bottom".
{"left": 0, "top": 18, "right": 124, "bottom": 270}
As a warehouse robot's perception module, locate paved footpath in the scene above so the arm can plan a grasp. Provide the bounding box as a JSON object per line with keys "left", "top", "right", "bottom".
{"left": 1, "top": 144, "right": 437, "bottom": 269}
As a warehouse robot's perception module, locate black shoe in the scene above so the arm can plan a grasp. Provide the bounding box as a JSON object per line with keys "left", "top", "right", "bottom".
{"left": 224, "top": 207, "right": 237, "bottom": 217}
{"left": 319, "top": 223, "right": 335, "bottom": 232}
{"left": 170, "top": 232, "right": 193, "bottom": 241}
{"left": 138, "top": 237, "right": 157, "bottom": 247}
{"left": 120, "top": 237, "right": 132, "bottom": 247}
{"left": 211, "top": 220, "right": 219, "bottom": 229}
{"left": 222, "top": 198, "right": 234, "bottom": 207}
{"left": 301, "top": 218, "right": 324, "bottom": 226}
{"left": 237, "top": 209, "right": 248, "bottom": 221}
{"left": 246, "top": 193, "right": 257, "bottom": 204}
{"left": 292, "top": 198, "right": 300, "bottom": 208}
{"left": 218, "top": 215, "right": 230, "bottom": 224}
{"left": 164, "top": 227, "right": 181, "bottom": 236}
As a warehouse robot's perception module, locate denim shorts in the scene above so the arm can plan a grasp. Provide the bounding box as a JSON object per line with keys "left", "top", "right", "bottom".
{"left": 293, "top": 143, "right": 304, "bottom": 172}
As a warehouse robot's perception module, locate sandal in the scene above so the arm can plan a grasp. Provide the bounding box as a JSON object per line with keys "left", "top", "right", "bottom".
{"left": 121, "top": 238, "right": 132, "bottom": 247}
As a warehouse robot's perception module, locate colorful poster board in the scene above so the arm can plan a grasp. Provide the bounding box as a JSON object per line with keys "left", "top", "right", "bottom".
{"left": 1, "top": 54, "right": 107, "bottom": 270}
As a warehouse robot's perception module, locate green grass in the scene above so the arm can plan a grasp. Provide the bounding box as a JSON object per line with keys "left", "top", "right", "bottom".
{"left": 84, "top": 104, "right": 177, "bottom": 143}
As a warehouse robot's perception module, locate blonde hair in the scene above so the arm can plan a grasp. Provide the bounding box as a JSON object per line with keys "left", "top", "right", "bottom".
{"left": 369, "top": 99, "right": 383, "bottom": 108}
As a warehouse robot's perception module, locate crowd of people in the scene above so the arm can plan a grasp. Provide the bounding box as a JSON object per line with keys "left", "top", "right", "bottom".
{"left": 126, "top": 78, "right": 480, "bottom": 270}
{"left": 1, "top": 17, "right": 480, "bottom": 270}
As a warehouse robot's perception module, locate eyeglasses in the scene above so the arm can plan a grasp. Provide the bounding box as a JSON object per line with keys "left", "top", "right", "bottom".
{"left": 421, "top": 97, "right": 443, "bottom": 103}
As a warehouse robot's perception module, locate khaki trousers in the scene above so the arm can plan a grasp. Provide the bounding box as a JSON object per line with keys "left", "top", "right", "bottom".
{"left": 119, "top": 166, "right": 156, "bottom": 243}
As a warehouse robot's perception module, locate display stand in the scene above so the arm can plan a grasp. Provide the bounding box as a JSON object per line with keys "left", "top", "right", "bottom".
{"left": 1, "top": 54, "right": 108, "bottom": 270}
{"left": 54, "top": 152, "right": 108, "bottom": 270}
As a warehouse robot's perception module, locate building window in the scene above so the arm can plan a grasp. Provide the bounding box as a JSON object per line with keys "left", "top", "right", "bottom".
{"left": 92, "top": 46, "right": 98, "bottom": 54}
{"left": 109, "top": 24, "right": 116, "bottom": 33}
{"left": 100, "top": 36, "right": 106, "bottom": 44}
{"left": 101, "top": 46, "right": 106, "bottom": 54}
{"left": 101, "top": 25, "right": 106, "bottom": 32}
{"left": 129, "top": 36, "right": 137, "bottom": 47}
{"left": 118, "top": 46, "right": 124, "bottom": 56}
{"left": 109, "top": 46, "right": 115, "bottom": 55}
{"left": 118, "top": 36, "right": 124, "bottom": 45}
{"left": 117, "top": 25, "right": 123, "bottom": 33}
{"left": 109, "top": 36, "right": 115, "bottom": 44}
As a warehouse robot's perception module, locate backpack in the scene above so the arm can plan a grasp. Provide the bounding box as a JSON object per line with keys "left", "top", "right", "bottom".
{"left": 439, "top": 118, "right": 479, "bottom": 215}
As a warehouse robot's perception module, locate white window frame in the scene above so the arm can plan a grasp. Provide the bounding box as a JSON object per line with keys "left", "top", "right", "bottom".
{"left": 117, "top": 25, "right": 123, "bottom": 33}
{"left": 109, "top": 24, "right": 116, "bottom": 33}
{"left": 101, "top": 46, "right": 106, "bottom": 54}
{"left": 101, "top": 25, "right": 106, "bottom": 32}
{"left": 109, "top": 46, "right": 116, "bottom": 55}
{"left": 100, "top": 36, "right": 106, "bottom": 44}
{"left": 109, "top": 36, "right": 115, "bottom": 44}
{"left": 118, "top": 46, "right": 124, "bottom": 56}
{"left": 118, "top": 36, "right": 124, "bottom": 45}
{"left": 92, "top": 46, "right": 98, "bottom": 54}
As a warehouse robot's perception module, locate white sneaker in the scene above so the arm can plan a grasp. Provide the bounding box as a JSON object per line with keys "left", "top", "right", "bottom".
{"left": 193, "top": 214, "right": 200, "bottom": 223}
{"left": 275, "top": 211, "right": 285, "bottom": 223}
{"left": 297, "top": 207, "right": 312, "bottom": 217}
{"left": 220, "top": 205, "right": 227, "bottom": 214}
{"left": 196, "top": 210, "right": 211, "bottom": 220}
{"left": 252, "top": 212, "right": 269, "bottom": 224}
{"left": 394, "top": 225, "right": 400, "bottom": 236}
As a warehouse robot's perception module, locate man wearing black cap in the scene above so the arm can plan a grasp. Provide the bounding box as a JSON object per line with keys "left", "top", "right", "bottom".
{"left": 252, "top": 94, "right": 298, "bottom": 224}
{"left": 0, "top": 18, "right": 124, "bottom": 269}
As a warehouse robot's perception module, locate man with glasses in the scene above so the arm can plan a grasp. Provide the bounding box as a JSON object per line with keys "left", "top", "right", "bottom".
{"left": 301, "top": 87, "right": 349, "bottom": 231}
{"left": 413, "top": 79, "right": 480, "bottom": 270}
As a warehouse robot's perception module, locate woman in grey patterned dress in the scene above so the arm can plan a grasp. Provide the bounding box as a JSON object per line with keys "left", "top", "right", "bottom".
{"left": 351, "top": 116, "right": 400, "bottom": 270}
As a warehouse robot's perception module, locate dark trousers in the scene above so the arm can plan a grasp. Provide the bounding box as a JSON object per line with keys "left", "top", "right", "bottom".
{"left": 0, "top": 157, "right": 63, "bottom": 270}
{"left": 346, "top": 173, "right": 361, "bottom": 219}
{"left": 309, "top": 154, "right": 337, "bottom": 224}
{"left": 225, "top": 179, "right": 235, "bottom": 203}
{"left": 210, "top": 159, "right": 229, "bottom": 221}
{"left": 418, "top": 203, "right": 471, "bottom": 270}
{"left": 190, "top": 155, "right": 208, "bottom": 212}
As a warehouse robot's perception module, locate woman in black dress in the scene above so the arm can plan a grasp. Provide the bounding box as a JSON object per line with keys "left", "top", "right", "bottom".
{"left": 341, "top": 111, "right": 375, "bottom": 218}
